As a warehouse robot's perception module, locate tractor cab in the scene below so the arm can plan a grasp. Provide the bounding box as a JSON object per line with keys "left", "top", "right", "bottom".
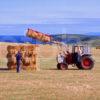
{"left": 72, "top": 45, "right": 91, "bottom": 56}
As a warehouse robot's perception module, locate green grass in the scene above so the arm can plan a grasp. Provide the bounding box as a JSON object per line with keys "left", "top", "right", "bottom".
{"left": 0, "top": 57, "right": 100, "bottom": 100}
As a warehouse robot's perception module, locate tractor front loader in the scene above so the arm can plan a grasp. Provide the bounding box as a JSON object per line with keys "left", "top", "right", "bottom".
{"left": 26, "top": 28, "right": 94, "bottom": 70}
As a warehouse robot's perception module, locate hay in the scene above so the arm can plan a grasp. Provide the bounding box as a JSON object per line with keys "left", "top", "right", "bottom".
{"left": 7, "top": 62, "right": 16, "bottom": 69}
{"left": 7, "top": 54, "right": 16, "bottom": 64}
{"left": 96, "top": 46, "right": 100, "bottom": 49}
{"left": 27, "top": 29, "right": 51, "bottom": 42}
{"left": 7, "top": 45, "right": 20, "bottom": 54}
{"left": 7, "top": 44, "right": 38, "bottom": 70}
{"left": 22, "top": 57, "right": 31, "bottom": 66}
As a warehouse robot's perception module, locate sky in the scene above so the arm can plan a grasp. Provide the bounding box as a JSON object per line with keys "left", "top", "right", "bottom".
{"left": 0, "top": 0, "right": 100, "bottom": 24}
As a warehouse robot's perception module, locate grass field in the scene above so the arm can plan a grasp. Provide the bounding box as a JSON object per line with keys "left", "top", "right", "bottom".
{"left": 0, "top": 44, "right": 100, "bottom": 100}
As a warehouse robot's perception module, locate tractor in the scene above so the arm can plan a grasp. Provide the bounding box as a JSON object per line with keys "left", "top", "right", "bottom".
{"left": 26, "top": 28, "right": 94, "bottom": 70}
{"left": 57, "top": 44, "right": 94, "bottom": 70}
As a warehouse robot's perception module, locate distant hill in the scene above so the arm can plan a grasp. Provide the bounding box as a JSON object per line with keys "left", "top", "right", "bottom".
{"left": 51, "top": 34, "right": 100, "bottom": 46}
{"left": 0, "top": 34, "right": 100, "bottom": 46}
{"left": 85, "top": 32, "right": 100, "bottom": 36}
{"left": 0, "top": 36, "right": 37, "bottom": 44}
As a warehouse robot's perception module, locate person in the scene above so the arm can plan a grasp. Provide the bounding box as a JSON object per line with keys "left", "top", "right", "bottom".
{"left": 16, "top": 51, "right": 22, "bottom": 73}
{"left": 57, "top": 52, "right": 65, "bottom": 64}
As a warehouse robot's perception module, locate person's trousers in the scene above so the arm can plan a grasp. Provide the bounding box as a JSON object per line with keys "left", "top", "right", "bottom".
{"left": 16, "top": 61, "right": 20, "bottom": 73}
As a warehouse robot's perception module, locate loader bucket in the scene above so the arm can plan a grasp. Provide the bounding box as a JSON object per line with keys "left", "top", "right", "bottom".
{"left": 26, "top": 29, "right": 51, "bottom": 42}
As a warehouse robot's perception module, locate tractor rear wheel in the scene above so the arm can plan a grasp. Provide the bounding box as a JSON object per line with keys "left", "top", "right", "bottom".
{"left": 81, "top": 56, "right": 94, "bottom": 70}
{"left": 57, "top": 63, "right": 68, "bottom": 70}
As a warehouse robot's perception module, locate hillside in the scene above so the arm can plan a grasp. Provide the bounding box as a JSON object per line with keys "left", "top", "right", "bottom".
{"left": 85, "top": 32, "right": 100, "bottom": 36}
{"left": 52, "top": 34, "right": 100, "bottom": 46}
{"left": 0, "top": 34, "right": 100, "bottom": 46}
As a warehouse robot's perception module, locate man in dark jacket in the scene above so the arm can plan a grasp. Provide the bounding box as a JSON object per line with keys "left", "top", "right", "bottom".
{"left": 16, "top": 51, "right": 22, "bottom": 73}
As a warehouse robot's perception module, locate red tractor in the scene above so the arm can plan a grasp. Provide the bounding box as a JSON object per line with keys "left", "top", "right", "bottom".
{"left": 57, "top": 45, "right": 94, "bottom": 70}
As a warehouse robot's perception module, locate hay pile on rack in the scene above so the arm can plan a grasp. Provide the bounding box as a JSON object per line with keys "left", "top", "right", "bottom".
{"left": 7, "top": 44, "right": 38, "bottom": 70}
{"left": 26, "top": 28, "right": 51, "bottom": 42}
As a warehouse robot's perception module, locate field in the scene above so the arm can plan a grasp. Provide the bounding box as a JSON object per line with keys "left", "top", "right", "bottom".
{"left": 0, "top": 43, "right": 100, "bottom": 100}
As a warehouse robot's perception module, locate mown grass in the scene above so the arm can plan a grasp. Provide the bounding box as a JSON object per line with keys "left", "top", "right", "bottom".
{"left": 0, "top": 56, "right": 100, "bottom": 100}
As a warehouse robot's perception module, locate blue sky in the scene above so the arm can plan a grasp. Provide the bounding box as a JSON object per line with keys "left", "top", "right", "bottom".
{"left": 0, "top": 0, "right": 100, "bottom": 24}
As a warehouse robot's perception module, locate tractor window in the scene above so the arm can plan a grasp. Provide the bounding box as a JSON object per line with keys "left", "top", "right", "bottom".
{"left": 75, "top": 46, "right": 83, "bottom": 54}
{"left": 83, "top": 46, "right": 91, "bottom": 54}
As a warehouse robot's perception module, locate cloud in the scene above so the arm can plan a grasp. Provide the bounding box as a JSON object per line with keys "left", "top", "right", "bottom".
{"left": 0, "top": 0, "right": 100, "bottom": 24}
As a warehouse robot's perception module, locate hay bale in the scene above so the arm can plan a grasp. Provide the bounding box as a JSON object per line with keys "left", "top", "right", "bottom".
{"left": 7, "top": 44, "right": 38, "bottom": 70}
{"left": 27, "top": 29, "right": 51, "bottom": 42}
{"left": 41, "top": 34, "right": 51, "bottom": 42}
{"left": 31, "top": 55, "right": 36, "bottom": 63}
{"left": 7, "top": 62, "right": 16, "bottom": 69}
{"left": 7, "top": 53, "right": 17, "bottom": 69}
{"left": 22, "top": 57, "right": 31, "bottom": 66}
{"left": 7, "top": 45, "right": 20, "bottom": 53}
{"left": 20, "top": 45, "right": 36, "bottom": 52}
{"left": 7, "top": 54, "right": 16, "bottom": 64}
{"left": 96, "top": 46, "right": 100, "bottom": 49}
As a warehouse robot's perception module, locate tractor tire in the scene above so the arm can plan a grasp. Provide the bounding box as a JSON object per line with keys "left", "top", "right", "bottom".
{"left": 57, "top": 63, "right": 61, "bottom": 70}
{"left": 81, "top": 56, "right": 94, "bottom": 70}
{"left": 76, "top": 62, "right": 83, "bottom": 69}
{"left": 57, "top": 63, "right": 68, "bottom": 70}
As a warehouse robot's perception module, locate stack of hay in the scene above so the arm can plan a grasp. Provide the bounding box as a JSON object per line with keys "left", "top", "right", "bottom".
{"left": 7, "top": 44, "right": 38, "bottom": 70}
{"left": 20, "top": 45, "right": 37, "bottom": 70}
{"left": 96, "top": 46, "right": 100, "bottom": 49}
{"left": 26, "top": 28, "right": 51, "bottom": 42}
{"left": 7, "top": 45, "right": 20, "bottom": 69}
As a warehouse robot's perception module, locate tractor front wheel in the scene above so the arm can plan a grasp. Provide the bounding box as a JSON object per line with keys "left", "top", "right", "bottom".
{"left": 57, "top": 63, "right": 61, "bottom": 70}
{"left": 76, "top": 62, "right": 83, "bottom": 69}
{"left": 57, "top": 63, "right": 68, "bottom": 70}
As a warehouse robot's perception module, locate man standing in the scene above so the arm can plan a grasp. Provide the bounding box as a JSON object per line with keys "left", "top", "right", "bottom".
{"left": 57, "top": 52, "right": 65, "bottom": 64}
{"left": 16, "top": 51, "right": 22, "bottom": 73}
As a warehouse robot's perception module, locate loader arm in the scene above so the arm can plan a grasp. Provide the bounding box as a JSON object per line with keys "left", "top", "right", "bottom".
{"left": 26, "top": 28, "right": 69, "bottom": 53}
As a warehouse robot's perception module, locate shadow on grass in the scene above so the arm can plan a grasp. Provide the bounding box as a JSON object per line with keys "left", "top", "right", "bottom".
{"left": 0, "top": 68, "right": 9, "bottom": 70}
{"left": 0, "top": 68, "right": 17, "bottom": 73}
{"left": 0, "top": 68, "right": 10, "bottom": 73}
{"left": 43, "top": 68, "right": 79, "bottom": 70}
